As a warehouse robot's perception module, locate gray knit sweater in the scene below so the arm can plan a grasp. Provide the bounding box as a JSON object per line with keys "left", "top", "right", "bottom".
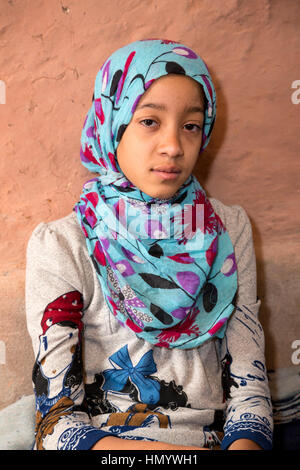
{"left": 25, "top": 197, "right": 273, "bottom": 450}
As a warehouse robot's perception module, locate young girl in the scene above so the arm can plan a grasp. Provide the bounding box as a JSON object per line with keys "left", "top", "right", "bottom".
{"left": 26, "top": 39, "right": 273, "bottom": 450}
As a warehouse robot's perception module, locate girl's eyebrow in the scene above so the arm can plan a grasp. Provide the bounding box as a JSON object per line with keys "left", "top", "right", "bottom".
{"left": 136, "top": 102, "right": 204, "bottom": 114}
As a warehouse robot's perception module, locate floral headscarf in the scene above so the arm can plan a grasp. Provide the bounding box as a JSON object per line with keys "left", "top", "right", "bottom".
{"left": 75, "top": 39, "right": 237, "bottom": 349}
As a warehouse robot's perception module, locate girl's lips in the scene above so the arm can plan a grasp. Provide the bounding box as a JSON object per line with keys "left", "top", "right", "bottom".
{"left": 151, "top": 170, "right": 181, "bottom": 180}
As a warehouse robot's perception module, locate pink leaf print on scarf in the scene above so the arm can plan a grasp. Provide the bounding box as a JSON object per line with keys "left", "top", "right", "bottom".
{"left": 167, "top": 252, "right": 195, "bottom": 264}
{"left": 116, "top": 51, "right": 136, "bottom": 104}
{"left": 155, "top": 306, "right": 200, "bottom": 345}
{"left": 172, "top": 189, "right": 218, "bottom": 245}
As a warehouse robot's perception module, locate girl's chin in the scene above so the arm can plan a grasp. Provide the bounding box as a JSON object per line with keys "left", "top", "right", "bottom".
{"left": 142, "top": 187, "right": 179, "bottom": 200}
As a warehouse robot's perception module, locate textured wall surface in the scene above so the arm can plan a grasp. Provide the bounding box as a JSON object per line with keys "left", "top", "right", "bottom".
{"left": 0, "top": 0, "right": 299, "bottom": 410}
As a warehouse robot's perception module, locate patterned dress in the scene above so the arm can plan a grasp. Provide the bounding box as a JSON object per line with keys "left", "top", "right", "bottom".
{"left": 26, "top": 198, "right": 273, "bottom": 450}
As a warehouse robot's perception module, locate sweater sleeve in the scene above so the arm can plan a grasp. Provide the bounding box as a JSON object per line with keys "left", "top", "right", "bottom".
{"left": 25, "top": 220, "right": 113, "bottom": 450}
{"left": 219, "top": 206, "right": 273, "bottom": 450}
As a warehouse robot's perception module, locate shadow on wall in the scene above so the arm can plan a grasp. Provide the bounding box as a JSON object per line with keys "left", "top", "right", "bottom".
{"left": 256, "top": 241, "right": 300, "bottom": 370}
{"left": 252, "top": 224, "right": 275, "bottom": 369}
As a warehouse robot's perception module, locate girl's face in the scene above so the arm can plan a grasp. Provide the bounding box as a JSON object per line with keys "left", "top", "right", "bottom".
{"left": 116, "top": 74, "right": 205, "bottom": 199}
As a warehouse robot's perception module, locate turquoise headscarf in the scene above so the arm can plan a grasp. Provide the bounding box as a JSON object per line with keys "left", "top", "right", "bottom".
{"left": 75, "top": 39, "right": 237, "bottom": 349}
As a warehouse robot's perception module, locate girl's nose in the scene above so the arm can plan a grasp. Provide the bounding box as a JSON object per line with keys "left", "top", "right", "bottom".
{"left": 157, "top": 127, "right": 184, "bottom": 158}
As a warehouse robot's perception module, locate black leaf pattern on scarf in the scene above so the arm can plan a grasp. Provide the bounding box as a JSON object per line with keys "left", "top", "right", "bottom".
{"left": 110, "top": 69, "right": 123, "bottom": 96}
{"left": 165, "top": 62, "right": 186, "bottom": 75}
{"left": 143, "top": 326, "right": 157, "bottom": 332}
{"left": 148, "top": 243, "right": 164, "bottom": 258}
{"left": 116, "top": 124, "right": 128, "bottom": 142}
{"left": 173, "top": 190, "right": 188, "bottom": 204}
{"left": 202, "top": 282, "right": 218, "bottom": 312}
{"left": 150, "top": 303, "right": 174, "bottom": 325}
{"left": 91, "top": 255, "right": 102, "bottom": 276}
{"left": 139, "top": 273, "right": 178, "bottom": 289}
{"left": 206, "top": 116, "right": 216, "bottom": 140}
{"left": 114, "top": 185, "right": 135, "bottom": 193}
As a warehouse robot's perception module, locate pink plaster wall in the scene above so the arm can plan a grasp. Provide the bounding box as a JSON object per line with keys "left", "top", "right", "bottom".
{"left": 0, "top": 0, "right": 300, "bottom": 410}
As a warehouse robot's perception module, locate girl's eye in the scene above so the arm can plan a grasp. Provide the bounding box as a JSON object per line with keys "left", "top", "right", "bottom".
{"left": 140, "top": 119, "right": 157, "bottom": 128}
{"left": 184, "top": 123, "right": 201, "bottom": 132}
